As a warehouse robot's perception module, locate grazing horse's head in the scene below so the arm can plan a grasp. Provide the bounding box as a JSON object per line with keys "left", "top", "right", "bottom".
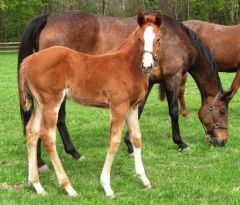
{"left": 199, "top": 89, "right": 233, "bottom": 147}
{"left": 137, "top": 12, "right": 162, "bottom": 74}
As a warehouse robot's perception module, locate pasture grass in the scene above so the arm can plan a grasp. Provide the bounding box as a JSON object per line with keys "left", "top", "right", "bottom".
{"left": 0, "top": 52, "right": 240, "bottom": 205}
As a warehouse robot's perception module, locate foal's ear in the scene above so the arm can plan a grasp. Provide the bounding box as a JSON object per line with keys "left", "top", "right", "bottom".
{"left": 220, "top": 88, "right": 235, "bottom": 104}
{"left": 137, "top": 11, "right": 145, "bottom": 27}
{"left": 155, "top": 12, "right": 163, "bottom": 27}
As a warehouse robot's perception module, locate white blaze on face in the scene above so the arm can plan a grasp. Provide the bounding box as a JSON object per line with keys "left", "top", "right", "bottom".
{"left": 142, "top": 26, "right": 155, "bottom": 68}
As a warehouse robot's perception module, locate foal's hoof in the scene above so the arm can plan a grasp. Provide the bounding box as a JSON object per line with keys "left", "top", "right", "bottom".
{"left": 38, "top": 164, "right": 50, "bottom": 172}
{"left": 145, "top": 183, "right": 152, "bottom": 189}
{"left": 38, "top": 190, "right": 48, "bottom": 196}
{"left": 107, "top": 193, "right": 115, "bottom": 199}
{"left": 128, "top": 152, "right": 134, "bottom": 158}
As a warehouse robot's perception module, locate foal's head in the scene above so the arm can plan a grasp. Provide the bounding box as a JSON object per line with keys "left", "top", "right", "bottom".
{"left": 137, "top": 12, "right": 162, "bottom": 74}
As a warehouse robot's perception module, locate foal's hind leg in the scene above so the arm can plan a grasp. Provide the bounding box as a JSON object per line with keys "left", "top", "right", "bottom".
{"left": 40, "top": 104, "right": 77, "bottom": 197}
{"left": 57, "top": 99, "right": 84, "bottom": 160}
{"left": 126, "top": 107, "right": 151, "bottom": 188}
{"left": 26, "top": 105, "right": 46, "bottom": 195}
{"left": 100, "top": 103, "right": 129, "bottom": 197}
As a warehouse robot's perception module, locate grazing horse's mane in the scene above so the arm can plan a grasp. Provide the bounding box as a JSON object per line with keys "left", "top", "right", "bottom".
{"left": 179, "top": 22, "right": 223, "bottom": 90}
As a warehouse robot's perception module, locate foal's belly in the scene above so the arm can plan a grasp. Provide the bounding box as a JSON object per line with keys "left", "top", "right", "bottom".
{"left": 66, "top": 87, "right": 109, "bottom": 108}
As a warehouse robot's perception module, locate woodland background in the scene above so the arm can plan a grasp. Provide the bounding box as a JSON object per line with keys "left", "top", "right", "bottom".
{"left": 0, "top": 0, "right": 240, "bottom": 42}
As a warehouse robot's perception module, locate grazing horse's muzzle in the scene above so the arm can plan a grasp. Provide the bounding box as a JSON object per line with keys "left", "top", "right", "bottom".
{"left": 211, "top": 138, "right": 227, "bottom": 147}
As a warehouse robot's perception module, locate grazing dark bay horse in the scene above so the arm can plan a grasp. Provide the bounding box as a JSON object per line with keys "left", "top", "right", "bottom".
{"left": 18, "top": 11, "right": 233, "bottom": 170}
{"left": 18, "top": 12, "right": 161, "bottom": 197}
{"left": 176, "top": 20, "right": 240, "bottom": 117}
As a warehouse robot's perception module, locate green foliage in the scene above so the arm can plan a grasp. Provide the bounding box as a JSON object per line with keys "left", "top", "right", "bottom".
{"left": 0, "top": 0, "right": 240, "bottom": 42}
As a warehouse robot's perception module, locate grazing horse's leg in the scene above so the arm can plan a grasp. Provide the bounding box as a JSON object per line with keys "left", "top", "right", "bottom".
{"left": 57, "top": 99, "right": 83, "bottom": 160}
{"left": 124, "top": 82, "right": 154, "bottom": 154}
{"left": 26, "top": 105, "right": 46, "bottom": 195}
{"left": 165, "top": 74, "right": 188, "bottom": 151}
{"left": 126, "top": 107, "right": 151, "bottom": 188}
{"left": 179, "top": 73, "right": 190, "bottom": 118}
{"left": 40, "top": 104, "right": 77, "bottom": 197}
{"left": 100, "top": 103, "right": 128, "bottom": 197}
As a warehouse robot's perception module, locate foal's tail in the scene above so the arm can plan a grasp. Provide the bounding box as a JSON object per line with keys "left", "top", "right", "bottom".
{"left": 159, "top": 82, "right": 166, "bottom": 101}
{"left": 18, "top": 14, "right": 48, "bottom": 133}
{"left": 18, "top": 63, "right": 33, "bottom": 114}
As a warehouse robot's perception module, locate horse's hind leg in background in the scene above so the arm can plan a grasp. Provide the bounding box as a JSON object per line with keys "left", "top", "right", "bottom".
{"left": 100, "top": 103, "right": 129, "bottom": 197}
{"left": 37, "top": 98, "right": 83, "bottom": 171}
{"left": 179, "top": 72, "right": 190, "bottom": 118}
{"left": 228, "top": 68, "right": 240, "bottom": 99}
{"left": 165, "top": 73, "right": 188, "bottom": 151}
{"left": 126, "top": 107, "right": 151, "bottom": 188}
{"left": 57, "top": 98, "right": 83, "bottom": 160}
{"left": 124, "top": 82, "right": 154, "bottom": 154}
{"left": 40, "top": 103, "right": 77, "bottom": 197}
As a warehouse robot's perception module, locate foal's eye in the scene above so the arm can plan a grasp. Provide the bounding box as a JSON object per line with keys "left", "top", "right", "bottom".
{"left": 157, "top": 38, "right": 161, "bottom": 43}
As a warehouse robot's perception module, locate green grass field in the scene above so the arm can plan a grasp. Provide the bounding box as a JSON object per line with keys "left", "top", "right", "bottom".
{"left": 0, "top": 52, "right": 240, "bottom": 205}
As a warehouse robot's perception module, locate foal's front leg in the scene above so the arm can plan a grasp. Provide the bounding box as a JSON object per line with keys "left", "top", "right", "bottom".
{"left": 100, "top": 104, "right": 128, "bottom": 197}
{"left": 124, "top": 82, "right": 154, "bottom": 154}
{"left": 127, "top": 107, "right": 151, "bottom": 188}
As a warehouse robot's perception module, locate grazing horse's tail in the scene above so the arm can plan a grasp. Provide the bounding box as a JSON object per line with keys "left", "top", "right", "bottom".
{"left": 159, "top": 82, "right": 166, "bottom": 101}
{"left": 18, "top": 13, "right": 48, "bottom": 133}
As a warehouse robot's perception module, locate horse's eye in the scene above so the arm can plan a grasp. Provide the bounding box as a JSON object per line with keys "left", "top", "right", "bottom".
{"left": 157, "top": 38, "right": 160, "bottom": 43}
{"left": 220, "top": 108, "right": 226, "bottom": 115}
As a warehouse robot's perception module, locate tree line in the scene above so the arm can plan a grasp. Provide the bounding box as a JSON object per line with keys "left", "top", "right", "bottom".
{"left": 0, "top": 0, "right": 240, "bottom": 42}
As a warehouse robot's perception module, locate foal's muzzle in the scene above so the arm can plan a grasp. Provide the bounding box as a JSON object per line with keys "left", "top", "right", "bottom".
{"left": 141, "top": 63, "right": 153, "bottom": 74}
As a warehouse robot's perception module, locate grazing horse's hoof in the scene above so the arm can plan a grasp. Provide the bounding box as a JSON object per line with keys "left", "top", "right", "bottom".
{"left": 78, "top": 155, "right": 86, "bottom": 161}
{"left": 178, "top": 143, "right": 189, "bottom": 152}
{"left": 205, "top": 135, "right": 210, "bottom": 144}
{"left": 38, "top": 164, "right": 50, "bottom": 172}
{"left": 71, "top": 152, "right": 83, "bottom": 160}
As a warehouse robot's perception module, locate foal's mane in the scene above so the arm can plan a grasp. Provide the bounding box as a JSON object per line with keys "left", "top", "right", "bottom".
{"left": 179, "top": 22, "right": 223, "bottom": 90}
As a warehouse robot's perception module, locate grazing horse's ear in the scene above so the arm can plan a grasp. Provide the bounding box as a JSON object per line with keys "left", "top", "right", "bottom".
{"left": 137, "top": 11, "right": 145, "bottom": 27}
{"left": 155, "top": 12, "right": 163, "bottom": 27}
{"left": 220, "top": 88, "right": 235, "bottom": 104}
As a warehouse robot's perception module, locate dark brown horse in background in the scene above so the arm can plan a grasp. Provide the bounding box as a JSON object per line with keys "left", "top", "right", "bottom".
{"left": 174, "top": 20, "right": 240, "bottom": 117}
{"left": 19, "top": 12, "right": 162, "bottom": 196}
{"left": 18, "top": 11, "right": 233, "bottom": 171}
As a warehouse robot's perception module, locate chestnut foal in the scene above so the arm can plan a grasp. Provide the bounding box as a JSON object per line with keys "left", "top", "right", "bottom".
{"left": 18, "top": 12, "right": 162, "bottom": 197}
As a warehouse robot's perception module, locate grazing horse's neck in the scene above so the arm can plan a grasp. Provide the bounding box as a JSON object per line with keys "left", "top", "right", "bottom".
{"left": 189, "top": 55, "right": 223, "bottom": 102}
{"left": 181, "top": 24, "right": 223, "bottom": 102}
